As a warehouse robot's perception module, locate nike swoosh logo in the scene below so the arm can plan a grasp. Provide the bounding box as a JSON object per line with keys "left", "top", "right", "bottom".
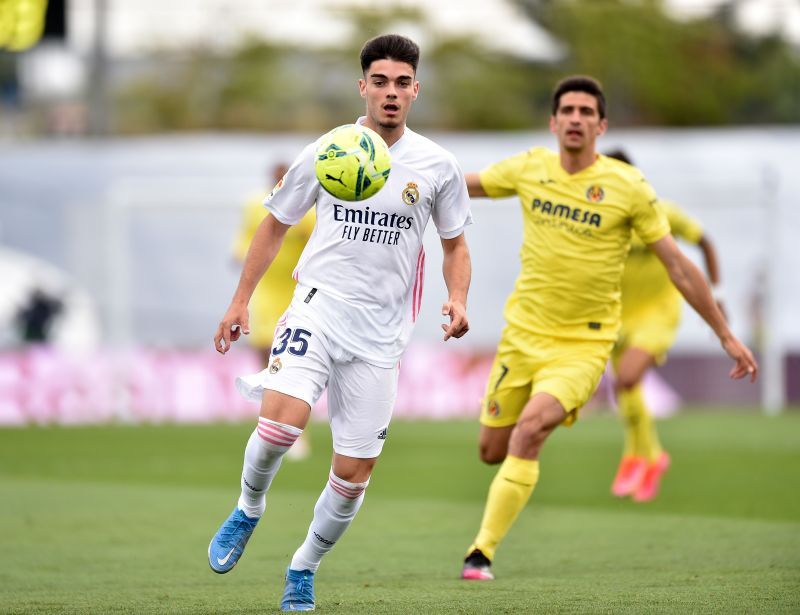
{"left": 217, "top": 546, "right": 236, "bottom": 566}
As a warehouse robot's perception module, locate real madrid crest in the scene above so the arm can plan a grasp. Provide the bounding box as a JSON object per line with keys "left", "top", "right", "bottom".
{"left": 586, "top": 185, "right": 605, "bottom": 203}
{"left": 269, "top": 357, "right": 282, "bottom": 374}
{"left": 402, "top": 182, "right": 420, "bottom": 206}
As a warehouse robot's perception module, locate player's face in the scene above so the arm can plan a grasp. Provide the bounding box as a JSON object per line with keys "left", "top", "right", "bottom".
{"left": 359, "top": 59, "right": 419, "bottom": 135}
{"left": 549, "top": 91, "right": 608, "bottom": 153}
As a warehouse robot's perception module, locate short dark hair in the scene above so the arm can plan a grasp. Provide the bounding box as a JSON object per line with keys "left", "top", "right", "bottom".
{"left": 551, "top": 75, "right": 606, "bottom": 119}
{"left": 360, "top": 34, "right": 420, "bottom": 74}
{"left": 604, "top": 149, "right": 633, "bottom": 165}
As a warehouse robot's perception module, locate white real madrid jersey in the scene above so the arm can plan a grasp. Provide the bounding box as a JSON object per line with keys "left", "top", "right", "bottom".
{"left": 264, "top": 119, "right": 473, "bottom": 367}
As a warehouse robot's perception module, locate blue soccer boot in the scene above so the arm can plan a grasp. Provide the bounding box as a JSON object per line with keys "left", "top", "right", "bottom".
{"left": 207, "top": 508, "right": 259, "bottom": 573}
{"left": 281, "top": 567, "right": 316, "bottom": 611}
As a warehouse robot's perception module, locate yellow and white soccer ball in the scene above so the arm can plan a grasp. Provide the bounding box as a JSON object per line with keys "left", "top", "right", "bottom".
{"left": 314, "top": 124, "right": 391, "bottom": 201}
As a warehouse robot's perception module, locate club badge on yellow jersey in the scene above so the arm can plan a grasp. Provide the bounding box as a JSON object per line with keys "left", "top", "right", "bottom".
{"left": 402, "top": 182, "right": 420, "bottom": 206}
{"left": 586, "top": 185, "right": 605, "bottom": 203}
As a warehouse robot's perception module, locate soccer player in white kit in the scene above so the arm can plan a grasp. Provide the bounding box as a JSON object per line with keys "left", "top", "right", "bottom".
{"left": 208, "top": 34, "right": 473, "bottom": 612}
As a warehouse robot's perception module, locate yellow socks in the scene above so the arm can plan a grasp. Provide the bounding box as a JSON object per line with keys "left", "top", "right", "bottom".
{"left": 619, "top": 385, "right": 662, "bottom": 461}
{"left": 470, "top": 455, "right": 539, "bottom": 561}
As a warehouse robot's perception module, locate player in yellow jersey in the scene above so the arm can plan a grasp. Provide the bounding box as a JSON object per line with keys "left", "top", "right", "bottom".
{"left": 460, "top": 76, "right": 757, "bottom": 581}
{"left": 604, "top": 149, "right": 724, "bottom": 502}
{"left": 233, "top": 163, "right": 316, "bottom": 459}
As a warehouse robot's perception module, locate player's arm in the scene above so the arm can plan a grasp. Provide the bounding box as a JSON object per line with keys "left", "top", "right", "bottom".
{"left": 440, "top": 232, "right": 471, "bottom": 341}
{"left": 465, "top": 172, "right": 488, "bottom": 198}
{"left": 697, "top": 234, "right": 727, "bottom": 318}
{"left": 648, "top": 234, "right": 757, "bottom": 381}
{"left": 697, "top": 236, "right": 720, "bottom": 286}
{"left": 215, "top": 214, "right": 292, "bottom": 354}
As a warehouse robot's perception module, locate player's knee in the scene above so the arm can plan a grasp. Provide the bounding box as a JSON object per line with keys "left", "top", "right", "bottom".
{"left": 478, "top": 429, "right": 510, "bottom": 464}
{"left": 514, "top": 414, "right": 551, "bottom": 449}
{"left": 615, "top": 371, "right": 640, "bottom": 391}
{"left": 332, "top": 457, "right": 377, "bottom": 483}
{"left": 478, "top": 442, "right": 506, "bottom": 465}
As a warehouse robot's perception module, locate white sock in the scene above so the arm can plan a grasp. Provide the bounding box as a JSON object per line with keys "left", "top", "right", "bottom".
{"left": 237, "top": 417, "right": 303, "bottom": 518}
{"left": 289, "top": 470, "right": 369, "bottom": 572}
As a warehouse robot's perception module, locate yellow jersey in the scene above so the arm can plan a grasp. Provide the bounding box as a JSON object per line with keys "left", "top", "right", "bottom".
{"left": 621, "top": 200, "right": 703, "bottom": 312}
{"left": 480, "top": 147, "right": 669, "bottom": 342}
{"left": 233, "top": 195, "right": 316, "bottom": 346}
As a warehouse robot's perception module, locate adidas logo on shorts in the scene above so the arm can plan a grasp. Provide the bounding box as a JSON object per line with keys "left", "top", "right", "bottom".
{"left": 377, "top": 428, "right": 388, "bottom": 440}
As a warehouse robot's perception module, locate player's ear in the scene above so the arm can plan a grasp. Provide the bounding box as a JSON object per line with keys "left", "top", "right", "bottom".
{"left": 597, "top": 117, "right": 608, "bottom": 136}
{"left": 358, "top": 79, "right": 367, "bottom": 98}
{"left": 549, "top": 115, "right": 557, "bottom": 134}
{"left": 412, "top": 80, "right": 419, "bottom": 100}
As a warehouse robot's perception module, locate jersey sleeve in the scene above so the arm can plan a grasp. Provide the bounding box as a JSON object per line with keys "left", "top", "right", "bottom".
{"left": 478, "top": 150, "right": 529, "bottom": 198}
{"left": 431, "top": 153, "right": 474, "bottom": 239}
{"left": 631, "top": 176, "right": 670, "bottom": 245}
{"left": 294, "top": 208, "right": 317, "bottom": 240}
{"left": 264, "top": 142, "right": 320, "bottom": 225}
{"left": 663, "top": 201, "right": 704, "bottom": 245}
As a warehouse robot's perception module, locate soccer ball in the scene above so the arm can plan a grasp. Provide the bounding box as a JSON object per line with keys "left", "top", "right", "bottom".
{"left": 314, "top": 124, "right": 391, "bottom": 201}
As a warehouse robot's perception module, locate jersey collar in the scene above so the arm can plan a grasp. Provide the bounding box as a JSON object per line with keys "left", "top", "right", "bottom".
{"left": 549, "top": 151, "right": 603, "bottom": 181}
{"left": 355, "top": 116, "right": 407, "bottom": 152}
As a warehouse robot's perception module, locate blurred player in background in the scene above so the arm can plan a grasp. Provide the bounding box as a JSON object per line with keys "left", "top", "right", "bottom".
{"left": 605, "top": 149, "right": 725, "bottom": 502}
{"left": 459, "top": 75, "right": 757, "bottom": 581}
{"left": 233, "top": 162, "right": 316, "bottom": 460}
{"left": 209, "top": 34, "right": 472, "bottom": 611}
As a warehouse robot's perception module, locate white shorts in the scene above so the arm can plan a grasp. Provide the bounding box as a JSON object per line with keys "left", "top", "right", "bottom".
{"left": 236, "top": 307, "right": 398, "bottom": 458}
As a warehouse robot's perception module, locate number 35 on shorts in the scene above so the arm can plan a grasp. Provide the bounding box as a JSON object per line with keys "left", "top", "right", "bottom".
{"left": 272, "top": 327, "right": 312, "bottom": 356}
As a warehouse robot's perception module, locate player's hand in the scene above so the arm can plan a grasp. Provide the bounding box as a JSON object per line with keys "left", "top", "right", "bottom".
{"left": 214, "top": 305, "right": 250, "bottom": 354}
{"left": 721, "top": 334, "right": 758, "bottom": 382}
{"left": 441, "top": 300, "right": 469, "bottom": 341}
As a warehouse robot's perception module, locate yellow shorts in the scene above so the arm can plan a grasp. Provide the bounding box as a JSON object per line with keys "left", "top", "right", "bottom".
{"left": 615, "top": 296, "right": 681, "bottom": 365}
{"left": 480, "top": 327, "right": 614, "bottom": 428}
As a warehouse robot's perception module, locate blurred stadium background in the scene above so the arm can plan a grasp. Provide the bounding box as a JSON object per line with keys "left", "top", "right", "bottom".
{"left": 1, "top": 1, "right": 798, "bottom": 613}
{"left": 2, "top": 0, "right": 799, "bottom": 421}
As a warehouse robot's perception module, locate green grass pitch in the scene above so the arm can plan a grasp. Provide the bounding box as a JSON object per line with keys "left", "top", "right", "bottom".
{"left": 1, "top": 410, "right": 798, "bottom": 614}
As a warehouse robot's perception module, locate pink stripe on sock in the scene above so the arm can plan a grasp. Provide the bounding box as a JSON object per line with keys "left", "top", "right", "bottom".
{"left": 328, "top": 480, "right": 361, "bottom": 499}
{"left": 328, "top": 476, "right": 365, "bottom": 499}
{"left": 257, "top": 426, "right": 298, "bottom": 447}
{"left": 258, "top": 419, "right": 298, "bottom": 434}
{"left": 256, "top": 420, "right": 300, "bottom": 447}
{"left": 256, "top": 430, "right": 294, "bottom": 447}
{"left": 258, "top": 432, "right": 293, "bottom": 447}
{"left": 258, "top": 418, "right": 300, "bottom": 438}
{"left": 258, "top": 421, "right": 298, "bottom": 436}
